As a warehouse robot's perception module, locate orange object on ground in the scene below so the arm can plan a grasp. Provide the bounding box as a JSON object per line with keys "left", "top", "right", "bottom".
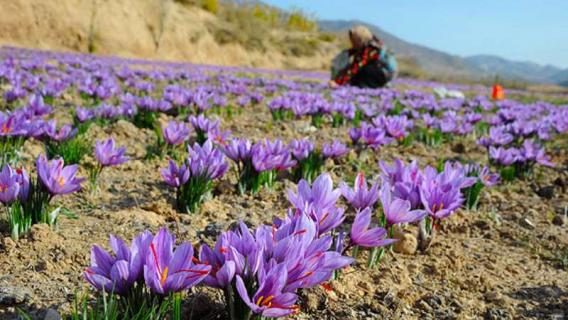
{"left": 492, "top": 85, "right": 505, "bottom": 100}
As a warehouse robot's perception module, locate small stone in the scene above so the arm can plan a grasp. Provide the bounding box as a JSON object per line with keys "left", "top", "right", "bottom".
{"left": 484, "top": 308, "right": 511, "bottom": 320}
{"left": 519, "top": 218, "right": 535, "bottom": 230}
{"left": 1, "top": 237, "right": 16, "bottom": 249}
{"left": 416, "top": 300, "right": 433, "bottom": 312}
{"left": 44, "top": 309, "right": 62, "bottom": 320}
{"left": 452, "top": 143, "right": 466, "bottom": 153}
{"left": 0, "top": 285, "right": 30, "bottom": 306}
{"left": 535, "top": 185, "right": 555, "bottom": 199}
{"left": 393, "top": 229, "right": 418, "bottom": 255}
{"left": 484, "top": 291, "right": 502, "bottom": 302}
{"left": 552, "top": 215, "right": 565, "bottom": 226}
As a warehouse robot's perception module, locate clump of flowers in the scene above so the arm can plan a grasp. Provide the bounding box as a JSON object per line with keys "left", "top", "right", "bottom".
{"left": 202, "top": 176, "right": 355, "bottom": 319}
{"left": 41, "top": 121, "right": 91, "bottom": 165}
{"left": 288, "top": 139, "right": 348, "bottom": 183}
{"left": 340, "top": 172, "right": 380, "bottom": 212}
{"left": 88, "top": 138, "right": 129, "bottom": 189}
{"left": 0, "top": 156, "right": 84, "bottom": 240}
{"left": 0, "top": 112, "right": 27, "bottom": 166}
{"left": 222, "top": 138, "right": 296, "bottom": 194}
{"left": 489, "top": 140, "right": 555, "bottom": 181}
{"left": 188, "top": 114, "right": 229, "bottom": 145}
{"left": 152, "top": 120, "right": 191, "bottom": 159}
{"left": 83, "top": 228, "right": 210, "bottom": 319}
{"left": 462, "top": 163, "right": 500, "bottom": 210}
{"left": 162, "top": 139, "right": 228, "bottom": 213}
{"left": 349, "top": 122, "right": 394, "bottom": 150}
{"left": 378, "top": 158, "right": 498, "bottom": 251}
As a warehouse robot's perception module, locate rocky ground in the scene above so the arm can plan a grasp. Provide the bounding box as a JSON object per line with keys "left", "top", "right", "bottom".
{"left": 0, "top": 94, "right": 567, "bottom": 320}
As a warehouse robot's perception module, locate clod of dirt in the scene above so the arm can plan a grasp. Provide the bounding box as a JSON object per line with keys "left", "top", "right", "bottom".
{"left": 535, "top": 185, "right": 555, "bottom": 199}
{"left": 43, "top": 308, "right": 62, "bottom": 320}
{"left": 519, "top": 218, "right": 536, "bottom": 230}
{"left": 451, "top": 143, "right": 466, "bottom": 153}
{"left": 484, "top": 308, "right": 512, "bottom": 320}
{"left": 552, "top": 215, "right": 565, "bottom": 226}
{"left": 0, "top": 283, "right": 31, "bottom": 306}
{"left": 393, "top": 229, "right": 418, "bottom": 255}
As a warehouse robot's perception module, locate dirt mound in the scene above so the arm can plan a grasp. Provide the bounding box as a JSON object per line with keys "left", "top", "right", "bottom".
{"left": 0, "top": 0, "right": 336, "bottom": 70}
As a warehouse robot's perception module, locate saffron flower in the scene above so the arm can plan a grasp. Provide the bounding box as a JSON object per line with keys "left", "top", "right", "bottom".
{"left": 419, "top": 181, "right": 463, "bottom": 220}
{"left": 163, "top": 139, "right": 228, "bottom": 213}
{"left": 350, "top": 207, "right": 397, "bottom": 248}
{"left": 379, "top": 182, "right": 426, "bottom": 227}
{"left": 235, "top": 264, "right": 299, "bottom": 318}
{"left": 95, "top": 138, "right": 129, "bottom": 167}
{"left": 144, "top": 228, "right": 211, "bottom": 294}
{"left": 340, "top": 172, "right": 380, "bottom": 211}
{"left": 322, "top": 140, "right": 349, "bottom": 159}
{"left": 0, "top": 165, "right": 20, "bottom": 205}
{"left": 37, "top": 155, "right": 84, "bottom": 195}
{"left": 288, "top": 173, "right": 341, "bottom": 213}
{"left": 160, "top": 160, "right": 190, "bottom": 188}
{"left": 84, "top": 231, "right": 153, "bottom": 295}
{"left": 162, "top": 120, "right": 190, "bottom": 146}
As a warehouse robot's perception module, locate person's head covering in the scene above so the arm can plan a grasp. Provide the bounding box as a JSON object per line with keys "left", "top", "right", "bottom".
{"left": 349, "top": 25, "right": 373, "bottom": 47}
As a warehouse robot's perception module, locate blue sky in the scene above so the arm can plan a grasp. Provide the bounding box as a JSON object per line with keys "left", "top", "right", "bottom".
{"left": 263, "top": 0, "right": 568, "bottom": 68}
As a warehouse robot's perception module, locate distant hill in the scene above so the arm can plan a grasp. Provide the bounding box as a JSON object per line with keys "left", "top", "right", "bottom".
{"left": 319, "top": 19, "right": 568, "bottom": 86}
{"left": 464, "top": 55, "right": 568, "bottom": 84}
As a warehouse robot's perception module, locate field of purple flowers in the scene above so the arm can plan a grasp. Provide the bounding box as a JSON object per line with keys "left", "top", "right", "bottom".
{"left": 0, "top": 46, "right": 567, "bottom": 319}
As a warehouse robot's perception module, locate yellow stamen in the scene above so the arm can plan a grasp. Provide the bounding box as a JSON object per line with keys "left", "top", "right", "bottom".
{"left": 256, "top": 296, "right": 265, "bottom": 306}
{"left": 160, "top": 267, "right": 169, "bottom": 285}
{"left": 58, "top": 177, "right": 66, "bottom": 186}
{"left": 263, "top": 295, "right": 274, "bottom": 306}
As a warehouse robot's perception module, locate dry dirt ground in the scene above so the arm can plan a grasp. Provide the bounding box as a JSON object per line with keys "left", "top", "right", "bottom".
{"left": 0, "top": 88, "right": 567, "bottom": 320}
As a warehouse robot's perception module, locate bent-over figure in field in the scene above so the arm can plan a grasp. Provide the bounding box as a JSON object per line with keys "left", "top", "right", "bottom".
{"left": 330, "top": 25, "right": 398, "bottom": 89}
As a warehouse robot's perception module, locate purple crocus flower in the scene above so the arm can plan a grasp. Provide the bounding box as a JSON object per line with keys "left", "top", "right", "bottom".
{"left": 188, "top": 114, "right": 220, "bottom": 134}
{"left": 162, "top": 121, "right": 190, "bottom": 146}
{"left": 13, "top": 167, "right": 30, "bottom": 203}
{"left": 187, "top": 139, "right": 229, "bottom": 180}
{"left": 221, "top": 138, "right": 253, "bottom": 163}
{"left": 0, "top": 165, "right": 20, "bottom": 205}
{"left": 437, "top": 162, "right": 478, "bottom": 190}
{"left": 95, "top": 138, "right": 129, "bottom": 167}
{"left": 360, "top": 122, "right": 393, "bottom": 148}
{"left": 75, "top": 107, "right": 95, "bottom": 123}
{"left": 288, "top": 139, "right": 314, "bottom": 161}
{"left": 37, "top": 155, "right": 84, "bottom": 195}
{"left": 44, "top": 122, "right": 77, "bottom": 142}
{"left": 419, "top": 182, "right": 463, "bottom": 220}
{"left": 521, "top": 140, "right": 555, "bottom": 167}
{"left": 144, "top": 228, "right": 211, "bottom": 294}
{"left": 380, "top": 182, "right": 426, "bottom": 227}
{"left": 349, "top": 127, "right": 361, "bottom": 145}
{"left": 235, "top": 264, "right": 298, "bottom": 318}
{"left": 288, "top": 173, "right": 341, "bottom": 212}
{"left": 252, "top": 139, "right": 296, "bottom": 172}
{"left": 489, "top": 146, "right": 520, "bottom": 166}
{"left": 198, "top": 244, "right": 236, "bottom": 289}
{"left": 339, "top": 172, "right": 379, "bottom": 211}
{"left": 84, "top": 231, "right": 153, "bottom": 295}
{"left": 322, "top": 140, "right": 349, "bottom": 159}
{"left": 350, "top": 207, "right": 397, "bottom": 248}
{"left": 161, "top": 160, "right": 190, "bottom": 188}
